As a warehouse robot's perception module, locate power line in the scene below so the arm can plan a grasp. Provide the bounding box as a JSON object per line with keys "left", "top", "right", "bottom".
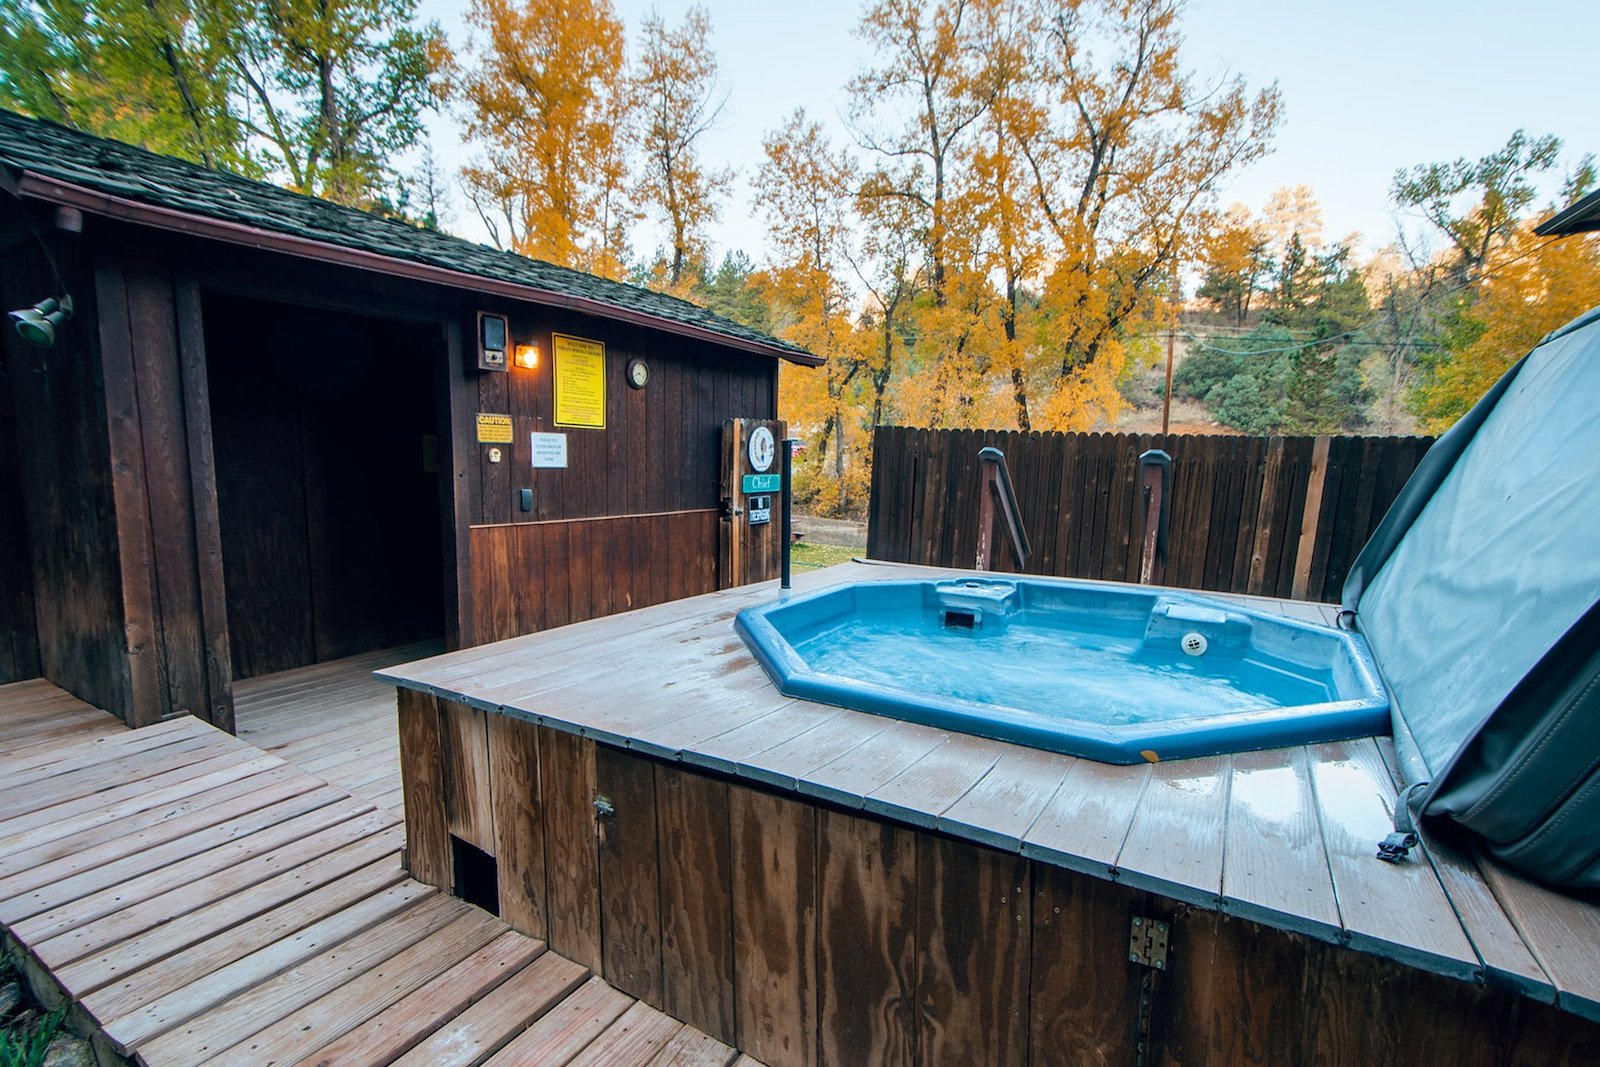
{"left": 1179, "top": 234, "right": 1569, "bottom": 358}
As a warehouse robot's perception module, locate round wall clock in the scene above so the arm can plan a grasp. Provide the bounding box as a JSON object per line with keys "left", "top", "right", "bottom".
{"left": 747, "top": 425, "right": 776, "bottom": 472}
{"left": 626, "top": 358, "right": 650, "bottom": 389}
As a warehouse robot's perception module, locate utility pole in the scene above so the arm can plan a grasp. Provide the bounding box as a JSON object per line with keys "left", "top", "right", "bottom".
{"left": 1162, "top": 326, "right": 1175, "bottom": 435}
{"left": 1163, "top": 264, "right": 1179, "bottom": 435}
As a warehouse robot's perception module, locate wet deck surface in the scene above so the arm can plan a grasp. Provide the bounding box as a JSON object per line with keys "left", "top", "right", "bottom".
{"left": 380, "top": 560, "right": 1600, "bottom": 1023}
{"left": 0, "top": 679, "right": 757, "bottom": 1066}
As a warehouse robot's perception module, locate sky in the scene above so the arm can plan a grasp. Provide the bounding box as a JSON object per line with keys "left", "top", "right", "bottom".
{"left": 413, "top": 0, "right": 1597, "bottom": 268}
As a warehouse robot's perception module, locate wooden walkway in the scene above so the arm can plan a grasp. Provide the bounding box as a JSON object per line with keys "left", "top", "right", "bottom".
{"left": 235, "top": 642, "right": 439, "bottom": 818}
{"left": 0, "top": 679, "right": 759, "bottom": 1067}
{"left": 382, "top": 560, "right": 1600, "bottom": 1025}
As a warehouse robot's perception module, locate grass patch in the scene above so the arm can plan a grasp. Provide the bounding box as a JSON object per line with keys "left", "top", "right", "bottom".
{"left": 791, "top": 542, "right": 859, "bottom": 571}
{"left": 0, "top": 951, "right": 65, "bottom": 1067}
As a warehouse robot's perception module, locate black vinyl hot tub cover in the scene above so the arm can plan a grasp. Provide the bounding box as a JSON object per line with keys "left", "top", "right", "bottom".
{"left": 1343, "top": 305, "right": 1600, "bottom": 891}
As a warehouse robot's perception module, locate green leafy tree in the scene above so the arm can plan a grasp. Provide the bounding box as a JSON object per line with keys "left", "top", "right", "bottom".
{"left": 0, "top": 0, "right": 250, "bottom": 170}
{"left": 1393, "top": 129, "right": 1561, "bottom": 283}
{"left": 692, "top": 250, "right": 775, "bottom": 334}
{"left": 229, "top": 0, "right": 446, "bottom": 206}
{"left": 0, "top": 0, "right": 444, "bottom": 206}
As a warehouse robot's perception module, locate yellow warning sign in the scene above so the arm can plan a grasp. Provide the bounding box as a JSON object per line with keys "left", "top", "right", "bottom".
{"left": 554, "top": 333, "right": 606, "bottom": 428}
{"left": 476, "top": 413, "right": 513, "bottom": 443}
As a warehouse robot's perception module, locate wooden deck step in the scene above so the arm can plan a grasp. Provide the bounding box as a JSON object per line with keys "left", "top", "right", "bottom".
{"left": 0, "top": 682, "right": 764, "bottom": 1066}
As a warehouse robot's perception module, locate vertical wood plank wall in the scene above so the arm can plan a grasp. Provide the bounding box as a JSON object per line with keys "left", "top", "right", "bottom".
{"left": 98, "top": 257, "right": 234, "bottom": 727}
{"left": 866, "top": 427, "right": 1433, "bottom": 604}
{"left": 0, "top": 225, "right": 128, "bottom": 709}
{"left": 464, "top": 309, "right": 776, "bottom": 644}
{"left": 467, "top": 510, "right": 721, "bottom": 644}
{"left": 400, "top": 695, "right": 1598, "bottom": 1066}
{"left": 1, "top": 214, "right": 782, "bottom": 717}
{"left": 0, "top": 241, "right": 42, "bottom": 684}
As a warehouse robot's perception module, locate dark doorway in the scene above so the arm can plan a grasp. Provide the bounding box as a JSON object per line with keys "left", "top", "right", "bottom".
{"left": 205, "top": 294, "right": 445, "bottom": 678}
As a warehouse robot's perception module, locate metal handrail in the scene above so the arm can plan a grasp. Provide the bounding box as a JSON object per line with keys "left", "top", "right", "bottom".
{"left": 975, "top": 447, "right": 1030, "bottom": 571}
{"left": 1138, "top": 449, "right": 1173, "bottom": 584}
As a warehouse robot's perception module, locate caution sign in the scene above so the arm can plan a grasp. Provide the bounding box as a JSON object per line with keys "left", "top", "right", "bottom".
{"left": 553, "top": 333, "right": 606, "bottom": 428}
{"left": 476, "top": 413, "right": 514, "bottom": 443}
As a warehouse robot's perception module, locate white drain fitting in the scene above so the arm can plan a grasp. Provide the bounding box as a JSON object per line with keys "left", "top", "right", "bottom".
{"left": 1181, "top": 632, "right": 1209, "bottom": 656}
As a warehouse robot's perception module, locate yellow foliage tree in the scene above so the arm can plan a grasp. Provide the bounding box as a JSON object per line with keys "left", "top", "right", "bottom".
{"left": 1411, "top": 227, "right": 1600, "bottom": 431}
{"left": 755, "top": 111, "right": 869, "bottom": 515}
{"left": 1019, "top": 0, "right": 1281, "bottom": 430}
{"left": 633, "top": 6, "right": 732, "bottom": 295}
{"left": 843, "top": 0, "right": 1281, "bottom": 436}
{"left": 1197, "top": 204, "right": 1270, "bottom": 325}
{"left": 452, "top": 0, "right": 630, "bottom": 276}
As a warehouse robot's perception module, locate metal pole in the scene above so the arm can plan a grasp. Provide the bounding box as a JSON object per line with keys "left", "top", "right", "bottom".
{"left": 780, "top": 438, "right": 797, "bottom": 595}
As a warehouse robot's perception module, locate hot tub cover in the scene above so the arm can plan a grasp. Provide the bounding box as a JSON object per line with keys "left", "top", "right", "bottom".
{"left": 1345, "top": 305, "right": 1600, "bottom": 890}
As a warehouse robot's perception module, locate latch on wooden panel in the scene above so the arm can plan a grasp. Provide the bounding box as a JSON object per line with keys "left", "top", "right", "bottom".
{"left": 593, "top": 794, "right": 615, "bottom": 817}
{"left": 1128, "top": 915, "right": 1169, "bottom": 970}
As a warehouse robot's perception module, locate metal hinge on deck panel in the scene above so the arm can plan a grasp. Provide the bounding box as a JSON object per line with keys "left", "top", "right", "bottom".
{"left": 1128, "top": 915, "right": 1169, "bottom": 970}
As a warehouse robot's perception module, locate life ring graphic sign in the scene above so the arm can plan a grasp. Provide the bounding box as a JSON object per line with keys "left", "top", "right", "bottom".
{"left": 748, "top": 425, "right": 775, "bottom": 473}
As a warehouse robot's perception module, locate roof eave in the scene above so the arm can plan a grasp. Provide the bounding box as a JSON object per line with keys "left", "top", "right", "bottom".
{"left": 1534, "top": 189, "right": 1600, "bottom": 237}
{"left": 11, "top": 170, "right": 825, "bottom": 367}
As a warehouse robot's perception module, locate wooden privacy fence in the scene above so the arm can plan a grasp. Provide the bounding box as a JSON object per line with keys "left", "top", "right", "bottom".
{"left": 866, "top": 427, "right": 1435, "bottom": 603}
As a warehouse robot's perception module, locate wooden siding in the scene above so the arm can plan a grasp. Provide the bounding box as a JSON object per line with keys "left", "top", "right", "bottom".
{"left": 467, "top": 511, "right": 721, "bottom": 645}
{"left": 471, "top": 309, "right": 775, "bottom": 527}
{"left": 1, "top": 212, "right": 780, "bottom": 725}
{"left": 867, "top": 427, "right": 1433, "bottom": 603}
{"left": 98, "top": 258, "right": 235, "bottom": 728}
{"left": 0, "top": 270, "right": 40, "bottom": 684}
{"left": 396, "top": 693, "right": 1600, "bottom": 1067}
{"left": 205, "top": 292, "right": 446, "bottom": 679}
{"left": 0, "top": 215, "right": 129, "bottom": 716}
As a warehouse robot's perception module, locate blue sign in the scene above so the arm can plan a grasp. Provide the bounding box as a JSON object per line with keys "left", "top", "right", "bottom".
{"left": 742, "top": 473, "right": 781, "bottom": 494}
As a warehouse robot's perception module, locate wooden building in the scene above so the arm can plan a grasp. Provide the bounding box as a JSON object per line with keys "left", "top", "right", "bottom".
{"left": 0, "top": 109, "right": 816, "bottom": 732}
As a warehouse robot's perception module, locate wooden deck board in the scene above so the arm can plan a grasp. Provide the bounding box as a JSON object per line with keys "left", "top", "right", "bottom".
{"left": 1114, "top": 754, "right": 1231, "bottom": 906}
{"left": 1218, "top": 745, "right": 1342, "bottom": 937}
{"left": 299, "top": 932, "right": 549, "bottom": 1066}
{"left": 0, "top": 682, "right": 762, "bottom": 1067}
{"left": 374, "top": 560, "right": 1600, "bottom": 1023}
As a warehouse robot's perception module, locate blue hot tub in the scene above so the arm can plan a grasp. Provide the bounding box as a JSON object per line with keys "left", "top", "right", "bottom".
{"left": 735, "top": 577, "right": 1389, "bottom": 764}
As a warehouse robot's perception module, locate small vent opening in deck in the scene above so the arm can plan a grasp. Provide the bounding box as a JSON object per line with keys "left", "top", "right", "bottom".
{"left": 451, "top": 835, "right": 500, "bottom": 916}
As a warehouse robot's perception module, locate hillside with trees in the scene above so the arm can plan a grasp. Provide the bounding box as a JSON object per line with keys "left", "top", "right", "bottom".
{"left": 5, "top": 0, "right": 1595, "bottom": 517}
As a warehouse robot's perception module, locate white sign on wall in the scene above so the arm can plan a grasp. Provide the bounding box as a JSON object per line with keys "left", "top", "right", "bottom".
{"left": 531, "top": 432, "right": 569, "bottom": 468}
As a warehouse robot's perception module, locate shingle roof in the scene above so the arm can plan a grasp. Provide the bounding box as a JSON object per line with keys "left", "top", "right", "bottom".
{"left": 0, "top": 108, "right": 818, "bottom": 364}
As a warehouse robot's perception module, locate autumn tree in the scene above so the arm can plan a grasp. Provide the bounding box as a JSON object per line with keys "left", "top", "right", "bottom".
{"left": 755, "top": 111, "right": 865, "bottom": 514}
{"left": 1197, "top": 205, "right": 1271, "bottom": 325}
{"left": 1393, "top": 133, "right": 1594, "bottom": 428}
{"left": 1410, "top": 224, "right": 1600, "bottom": 430}
{"left": 633, "top": 6, "right": 730, "bottom": 293}
{"left": 453, "top": 0, "right": 629, "bottom": 274}
{"left": 1020, "top": 0, "right": 1280, "bottom": 430}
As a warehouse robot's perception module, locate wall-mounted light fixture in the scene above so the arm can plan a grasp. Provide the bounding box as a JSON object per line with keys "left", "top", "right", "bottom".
{"left": 514, "top": 343, "right": 539, "bottom": 369}
{"left": 8, "top": 295, "right": 73, "bottom": 348}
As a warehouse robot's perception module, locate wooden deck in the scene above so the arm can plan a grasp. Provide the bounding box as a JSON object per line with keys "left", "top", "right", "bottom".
{"left": 234, "top": 642, "right": 439, "bottom": 817}
{"left": 0, "top": 679, "right": 760, "bottom": 1066}
{"left": 381, "top": 560, "right": 1600, "bottom": 1027}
